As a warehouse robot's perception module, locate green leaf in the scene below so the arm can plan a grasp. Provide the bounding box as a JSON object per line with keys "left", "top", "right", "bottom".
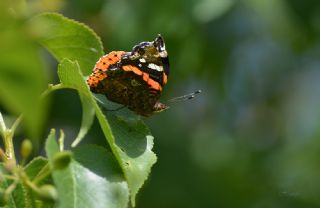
{"left": 23, "top": 157, "right": 53, "bottom": 208}
{"left": 45, "top": 129, "right": 129, "bottom": 208}
{"left": 11, "top": 159, "right": 49, "bottom": 208}
{"left": 72, "top": 145, "right": 124, "bottom": 181}
{"left": 0, "top": 164, "right": 17, "bottom": 208}
{"left": 24, "top": 12, "right": 104, "bottom": 145}
{"left": 44, "top": 129, "right": 60, "bottom": 163}
{"left": 0, "top": 158, "right": 50, "bottom": 208}
{"left": 24, "top": 157, "right": 48, "bottom": 179}
{"left": 0, "top": 163, "right": 37, "bottom": 208}
{"left": 24, "top": 157, "right": 50, "bottom": 183}
{"left": 29, "top": 12, "right": 104, "bottom": 75}
{"left": 57, "top": 59, "right": 95, "bottom": 147}
{"left": 73, "top": 145, "right": 129, "bottom": 207}
{"left": 0, "top": 160, "right": 51, "bottom": 208}
{"left": 12, "top": 183, "right": 36, "bottom": 208}
{"left": 57, "top": 59, "right": 157, "bottom": 206}
{"left": 0, "top": 3, "right": 47, "bottom": 142}
{"left": 103, "top": 110, "right": 157, "bottom": 206}
{"left": 35, "top": 201, "right": 54, "bottom": 208}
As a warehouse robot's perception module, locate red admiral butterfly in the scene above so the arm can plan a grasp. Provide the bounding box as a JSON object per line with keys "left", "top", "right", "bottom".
{"left": 87, "top": 35, "right": 201, "bottom": 116}
{"left": 87, "top": 34, "right": 170, "bottom": 116}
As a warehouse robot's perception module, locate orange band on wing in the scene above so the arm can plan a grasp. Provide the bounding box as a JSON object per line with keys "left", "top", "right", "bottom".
{"left": 122, "top": 67, "right": 162, "bottom": 91}
{"left": 142, "top": 72, "right": 149, "bottom": 82}
{"left": 146, "top": 76, "right": 162, "bottom": 91}
{"left": 122, "top": 65, "right": 143, "bottom": 75}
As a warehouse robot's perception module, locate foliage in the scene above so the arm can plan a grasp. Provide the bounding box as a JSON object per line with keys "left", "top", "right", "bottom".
{"left": 0, "top": 3, "right": 156, "bottom": 208}
{"left": 2, "top": 0, "right": 320, "bottom": 208}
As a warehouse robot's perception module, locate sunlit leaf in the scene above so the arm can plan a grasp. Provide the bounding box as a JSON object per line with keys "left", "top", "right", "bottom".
{"left": 57, "top": 59, "right": 157, "bottom": 206}
{"left": 100, "top": 104, "right": 157, "bottom": 206}
{"left": 29, "top": 12, "right": 104, "bottom": 75}
{"left": 29, "top": 12, "right": 105, "bottom": 147}
{"left": 45, "top": 129, "right": 129, "bottom": 208}
{"left": 57, "top": 59, "right": 95, "bottom": 147}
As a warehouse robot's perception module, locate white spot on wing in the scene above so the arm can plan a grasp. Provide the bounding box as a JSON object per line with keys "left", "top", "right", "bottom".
{"left": 148, "top": 63, "right": 163, "bottom": 71}
{"left": 159, "top": 51, "right": 167, "bottom": 58}
{"left": 139, "top": 58, "right": 146, "bottom": 63}
{"left": 160, "top": 44, "right": 166, "bottom": 51}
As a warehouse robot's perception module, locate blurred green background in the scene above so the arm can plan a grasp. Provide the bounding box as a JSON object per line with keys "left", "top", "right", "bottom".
{"left": 2, "top": 0, "right": 320, "bottom": 207}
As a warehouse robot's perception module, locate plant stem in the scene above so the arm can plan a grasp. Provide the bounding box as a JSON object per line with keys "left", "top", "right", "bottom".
{"left": 25, "top": 178, "right": 40, "bottom": 193}
{"left": 58, "top": 129, "right": 65, "bottom": 151}
{"left": 2, "top": 174, "right": 17, "bottom": 181}
{"left": 32, "top": 163, "right": 51, "bottom": 185}
{"left": 41, "top": 83, "right": 65, "bottom": 99}
{"left": 0, "top": 113, "right": 22, "bottom": 165}
{"left": 11, "top": 115, "right": 22, "bottom": 133}
{"left": 3, "top": 130, "right": 16, "bottom": 164}
{"left": 0, "top": 112, "right": 7, "bottom": 138}
{"left": 4, "top": 180, "right": 18, "bottom": 196}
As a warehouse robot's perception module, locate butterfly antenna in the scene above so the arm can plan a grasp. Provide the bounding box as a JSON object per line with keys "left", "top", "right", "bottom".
{"left": 168, "top": 90, "right": 201, "bottom": 103}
